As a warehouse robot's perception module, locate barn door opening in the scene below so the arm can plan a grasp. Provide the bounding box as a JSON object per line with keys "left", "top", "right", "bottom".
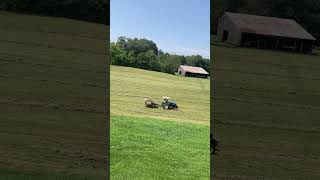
{"left": 222, "top": 30, "right": 229, "bottom": 41}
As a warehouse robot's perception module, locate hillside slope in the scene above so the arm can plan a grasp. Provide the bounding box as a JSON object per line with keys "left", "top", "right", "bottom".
{"left": 110, "top": 66, "right": 210, "bottom": 179}
{"left": 0, "top": 12, "right": 108, "bottom": 178}
{"left": 212, "top": 46, "right": 320, "bottom": 179}
{"left": 111, "top": 65, "right": 210, "bottom": 125}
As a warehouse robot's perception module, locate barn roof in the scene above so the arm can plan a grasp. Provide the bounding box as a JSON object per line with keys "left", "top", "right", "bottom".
{"left": 179, "top": 65, "right": 209, "bottom": 75}
{"left": 224, "top": 12, "right": 317, "bottom": 41}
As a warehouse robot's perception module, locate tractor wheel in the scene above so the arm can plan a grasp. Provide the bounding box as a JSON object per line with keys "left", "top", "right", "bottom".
{"left": 163, "top": 104, "right": 169, "bottom": 110}
{"left": 174, "top": 106, "right": 178, "bottom": 110}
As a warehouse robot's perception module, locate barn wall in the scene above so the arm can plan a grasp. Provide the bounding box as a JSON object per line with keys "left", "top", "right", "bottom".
{"left": 217, "top": 14, "right": 242, "bottom": 45}
{"left": 216, "top": 15, "right": 225, "bottom": 42}
{"left": 178, "top": 66, "right": 186, "bottom": 76}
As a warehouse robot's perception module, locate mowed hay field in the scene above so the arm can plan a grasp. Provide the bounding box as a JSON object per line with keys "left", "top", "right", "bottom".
{"left": 110, "top": 66, "right": 210, "bottom": 179}
{"left": 212, "top": 45, "right": 320, "bottom": 179}
{"left": 0, "top": 12, "right": 108, "bottom": 179}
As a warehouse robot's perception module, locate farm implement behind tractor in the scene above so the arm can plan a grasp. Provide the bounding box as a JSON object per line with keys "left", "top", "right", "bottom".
{"left": 144, "top": 97, "right": 160, "bottom": 108}
{"left": 144, "top": 96, "right": 178, "bottom": 110}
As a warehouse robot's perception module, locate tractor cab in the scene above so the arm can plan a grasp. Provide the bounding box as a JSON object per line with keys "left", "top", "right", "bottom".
{"left": 163, "top": 96, "right": 170, "bottom": 102}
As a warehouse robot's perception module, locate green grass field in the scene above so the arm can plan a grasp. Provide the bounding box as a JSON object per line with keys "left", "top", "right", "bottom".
{"left": 0, "top": 12, "right": 108, "bottom": 179}
{"left": 110, "top": 66, "right": 210, "bottom": 179}
{"left": 212, "top": 45, "right": 320, "bottom": 179}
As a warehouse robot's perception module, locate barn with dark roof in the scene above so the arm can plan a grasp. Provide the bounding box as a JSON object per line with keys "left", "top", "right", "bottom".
{"left": 217, "top": 12, "right": 317, "bottom": 53}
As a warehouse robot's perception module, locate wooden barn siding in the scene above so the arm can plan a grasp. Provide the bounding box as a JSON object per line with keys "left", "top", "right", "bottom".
{"left": 178, "top": 66, "right": 186, "bottom": 76}
{"left": 217, "top": 14, "right": 242, "bottom": 45}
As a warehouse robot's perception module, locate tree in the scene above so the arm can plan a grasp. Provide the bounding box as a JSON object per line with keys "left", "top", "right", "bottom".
{"left": 117, "top": 36, "right": 128, "bottom": 50}
{"left": 110, "top": 42, "right": 126, "bottom": 66}
{"left": 147, "top": 50, "right": 161, "bottom": 72}
{"left": 136, "top": 50, "right": 158, "bottom": 70}
{"left": 180, "top": 56, "right": 187, "bottom": 65}
{"left": 126, "top": 51, "right": 136, "bottom": 67}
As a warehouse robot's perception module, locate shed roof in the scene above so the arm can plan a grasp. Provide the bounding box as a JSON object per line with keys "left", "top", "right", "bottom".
{"left": 179, "top": 65, "right": 209, "bottom": 75}
{"left": 224, "top": 12, "right": 317, "bottom": 41}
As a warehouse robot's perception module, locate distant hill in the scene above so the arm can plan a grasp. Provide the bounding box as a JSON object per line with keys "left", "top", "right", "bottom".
{"left": 0, "top": 0, "right": 109, "bottom": 25}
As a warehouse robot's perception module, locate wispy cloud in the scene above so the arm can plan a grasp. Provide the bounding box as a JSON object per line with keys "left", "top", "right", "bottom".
{"left": 166, "top": 46, "right": 210, "bottom": 59}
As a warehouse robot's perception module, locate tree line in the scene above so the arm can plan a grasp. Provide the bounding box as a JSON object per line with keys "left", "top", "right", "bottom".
{"left": 211, "top": 0, "right": 320, "bottom": 45}
{"left": 0, "top": 0, "right": 109, "bottom": 25}
{"left": 111, "top": 36, "right": 210, "bottom": 75}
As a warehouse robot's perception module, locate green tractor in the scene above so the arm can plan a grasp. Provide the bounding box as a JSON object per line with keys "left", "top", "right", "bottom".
{"left": 161, "top": 96, "right": 178, "bottom": 110}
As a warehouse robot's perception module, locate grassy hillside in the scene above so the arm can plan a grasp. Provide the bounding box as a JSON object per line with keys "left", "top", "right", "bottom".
{"left": 111, "top": 66, "right": 210, "bottom": 125}
{"left": 110, "top": 66, "right": 210, "bottom": 179}
{"left": 212, "top": 45, "right": 320, "bottom": 179}
{"left": 0, "top": 12, "right": 108, "bottom": 178}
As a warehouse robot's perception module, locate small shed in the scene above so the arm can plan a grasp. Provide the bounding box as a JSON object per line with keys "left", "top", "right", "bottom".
{"left": 217, "top": 12, "right": 317, "bottom": 53}
{"left": 178, "top": 65, "right": 209, "bottom": 78}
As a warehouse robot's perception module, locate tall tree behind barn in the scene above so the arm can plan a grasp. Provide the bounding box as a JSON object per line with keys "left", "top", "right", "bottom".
{"left": 217, "top": 12, "right": 317, "bottom": 53}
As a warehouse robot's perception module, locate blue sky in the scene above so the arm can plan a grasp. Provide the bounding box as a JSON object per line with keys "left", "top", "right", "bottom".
{"left": 111, "top": 0, "right": 210, "bottom": 58}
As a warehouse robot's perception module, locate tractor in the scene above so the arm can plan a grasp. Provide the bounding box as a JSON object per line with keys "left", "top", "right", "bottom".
{"left": 161, "top": 96, "right": 178, "bottom": 110}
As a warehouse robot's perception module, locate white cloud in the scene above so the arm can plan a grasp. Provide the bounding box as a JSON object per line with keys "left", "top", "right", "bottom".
{"left": 166, "top": 46, "right": 210, "bottom": 59}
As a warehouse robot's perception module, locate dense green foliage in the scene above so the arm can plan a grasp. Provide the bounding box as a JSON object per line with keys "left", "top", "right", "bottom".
{"left": 111, "top": 36, "right": 210, "bottom": 74}
{"left": 0, "top": 0, "right": 109, "bottom": 25}
{"left": 211, "top": 0, "right": 320, "bottom": 45}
